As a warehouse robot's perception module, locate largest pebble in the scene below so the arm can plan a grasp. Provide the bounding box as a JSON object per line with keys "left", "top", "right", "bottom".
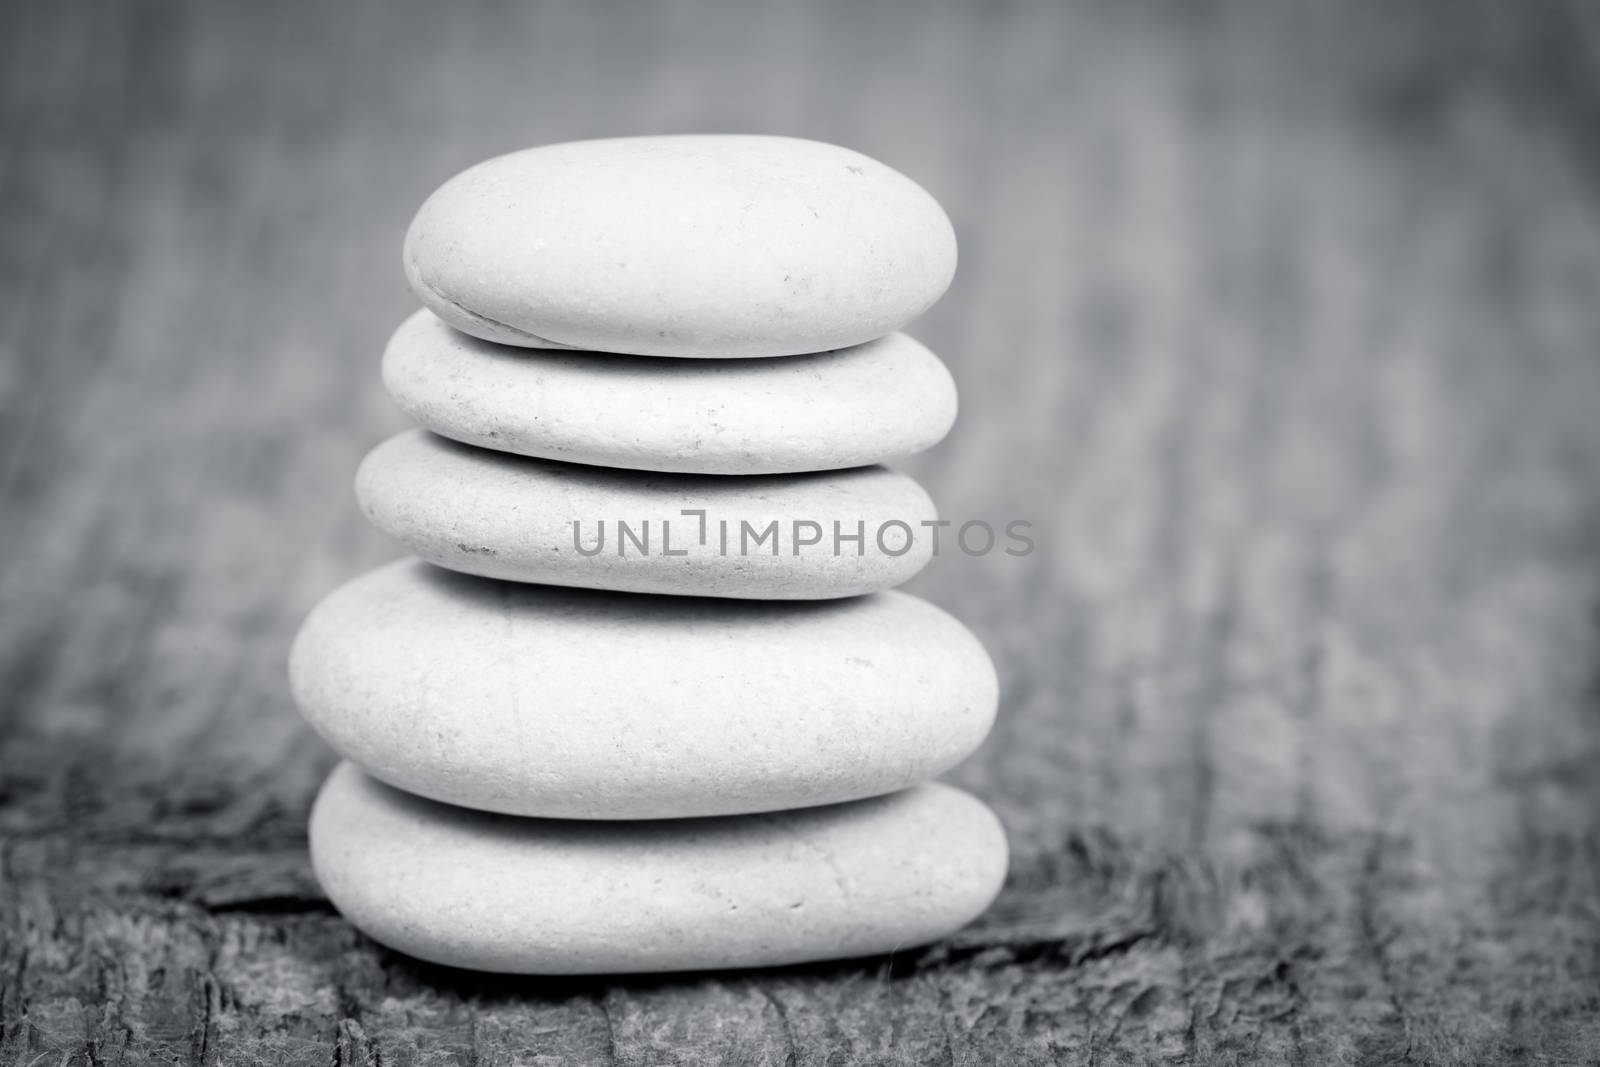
{"left": 311, "top": 763, "right": 1008, "bottom": 974}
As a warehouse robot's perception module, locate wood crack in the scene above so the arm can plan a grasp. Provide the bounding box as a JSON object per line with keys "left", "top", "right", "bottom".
{"left": 1355, "top": 832, "right": 1413, "bottom": 1060}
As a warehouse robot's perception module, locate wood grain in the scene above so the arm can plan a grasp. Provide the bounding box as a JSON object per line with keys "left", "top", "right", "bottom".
{"left": 5, "top": 0, "right": 1600, "bottom": 1062}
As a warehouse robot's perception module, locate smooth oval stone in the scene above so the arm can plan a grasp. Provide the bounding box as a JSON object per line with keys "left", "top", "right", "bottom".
{"left": 310, "top": 762, "right": 1008, "bottom": 974}
{"left": 403, "top": 135, "right": 957, "bottom": 357}
{"left": 290, "top": 560, "right": 999, "bottom": 820}
{"left": 382, "top": 310, "right": 959, "bottom": 475}
{"left": 356, "top": 430, "right": 937, "bottom": 599}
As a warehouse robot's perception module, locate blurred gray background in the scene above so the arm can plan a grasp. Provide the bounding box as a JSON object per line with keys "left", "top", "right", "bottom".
{"left": 4, "top": 1, "right": 1600, "bottom": 1064}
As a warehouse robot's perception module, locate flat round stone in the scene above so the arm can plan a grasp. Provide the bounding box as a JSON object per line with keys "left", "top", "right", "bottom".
{"left": 382, "top": 310, "right": 958, "bottom": 475}
{"left": 290, "top": 560, "right": 998, "bottom": 820}
{"left": 403, "top": 135, "right": 957, "bottom": 357}
{"left": 310, "top": 762, "right": 1008, "bottom": 974}
{"left": 355, "top": 430, "right": 937, "bottom": 599}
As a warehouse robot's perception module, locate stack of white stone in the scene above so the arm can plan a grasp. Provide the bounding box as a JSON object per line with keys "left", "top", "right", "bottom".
{"left": 290, "top": 135, "right": 1008, "bottom": 974}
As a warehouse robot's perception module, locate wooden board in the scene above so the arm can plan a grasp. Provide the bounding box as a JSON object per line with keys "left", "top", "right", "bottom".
{"left": 4, "top": 0, "right": 1600, "bottom": 1062}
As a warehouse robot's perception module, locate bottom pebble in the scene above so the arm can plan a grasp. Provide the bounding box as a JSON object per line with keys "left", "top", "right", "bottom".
{"left": 310, "top": 761, "right": 1009, "bottom": 974}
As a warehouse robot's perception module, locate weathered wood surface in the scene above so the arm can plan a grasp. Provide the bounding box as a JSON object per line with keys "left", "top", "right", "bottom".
{"left": 5, "top": 0, "right": 1600, "bottom": 1063}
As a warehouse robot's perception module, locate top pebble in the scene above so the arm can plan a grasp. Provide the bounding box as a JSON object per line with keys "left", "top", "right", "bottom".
{"left": 404, "top": 135, "right": 957, "bottom": 358}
